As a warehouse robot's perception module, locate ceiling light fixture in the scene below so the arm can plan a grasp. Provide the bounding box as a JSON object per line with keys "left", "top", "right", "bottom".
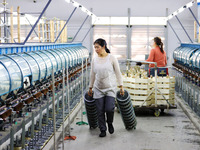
{"left": 186, "top": 1, "right": 194, "bottom": 8}
{"left": 66, "top": 0, "right": 96, "bottom": 18}
{"left": 167, "top": 0, "right": 195, "bottom": 20}
{"left": 65, "top": 0, "right": 71, "bottom": 3}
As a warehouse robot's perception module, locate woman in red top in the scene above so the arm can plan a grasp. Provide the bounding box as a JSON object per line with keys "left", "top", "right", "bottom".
{"left": 146, "top": 37, "right": 167, "bottom": 68}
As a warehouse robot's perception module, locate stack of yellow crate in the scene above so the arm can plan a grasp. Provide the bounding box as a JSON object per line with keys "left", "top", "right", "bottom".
{"left": 121, "top": 66, "right": 176, "bottom": 107}
{"left": 122, "top": 75, "right": 154, "bottom": 106}
{"left": 151, "top": 76, "right": 175, "bottom": 105}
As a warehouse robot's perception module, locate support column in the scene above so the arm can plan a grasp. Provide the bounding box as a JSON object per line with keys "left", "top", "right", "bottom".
{"left": 165, "top": 8, "right": 168, "bottom": 55}
{"left": 194, "top": 21, "right": 197, "bottom": 41}
{"left": 0, "top": 13, "right": 1, "bottom": 43}
{"left": 197, "top": 0, "right": 200, "bottom": 42}
{"left": 42, "top": 22, "right": 45, "bottom": 42}
{"left": 90, "top": 8, "right": 94, "bottom": 59}
{"left": 17, "top": 6, "right": 20, "bottom": 43}
{"left": 147, "top": 18, "right": 149, "bottom": 52}
{"left": 50, "top": 20, "right": 54, "bottom": 42}
{"left": 10, "top": 6, "right": 14, "bottom": 43}
{"left": 46, "top": 20, "right": 50, "bottom": 42}
{"left": 127, "top": 8, "right": 132, "bottom": 59}
{"left": 38, "top": 23, "right": 41, "bottom": 42}
{"left": 3, "top": 0, "right": 7, "bottom": 43}
{"left": 109, "top": 16, "right": 111, "bottom": 50}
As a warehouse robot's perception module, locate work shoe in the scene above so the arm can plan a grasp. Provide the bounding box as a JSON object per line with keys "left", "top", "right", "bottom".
{"left": 99, "top": 131, "right": 106, "bottom": 137}
{"left": 108, "top": 124, "right": 114, "bottom": 134}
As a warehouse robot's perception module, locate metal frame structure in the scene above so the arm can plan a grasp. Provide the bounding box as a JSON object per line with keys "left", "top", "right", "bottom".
{"left": 72, "top": 15, "right": 89, "bottom": 42}
{"left": 0, "top": 18, "right": 17, "bottom": 43}
{"left": 127, "top": 8, "right": 132, "bottom": 60}
{"left": 167, "top": 21, "right": 182, "bottom": 43}
{"left": 23, "top": 14, "right": 39, "bottom": 38}
{"left": 0, "top": 1, "right": 95, "bottom": 45}
{"left": 23, "top": 0, "right": 52, "bottom": 45}
{"left": 82, "top": 25, "right": 94, "bottom": 42}
{"left": 54, "top": 7, "right": 77, "bottom": 43}
{"left": 175, "top": 16, "right": 193, "bottom": 43}
{"left": 188, "top": 7, "right": 200, "bottom": 27}
{"left": 0, "top": 0, "right": 52, "bottom": 45}
{"left": 166, "top": 1, "right": 200, "bottom": 44}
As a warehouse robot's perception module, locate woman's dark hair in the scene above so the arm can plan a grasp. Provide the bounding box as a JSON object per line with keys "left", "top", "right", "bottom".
{"left": 93, "top": 38, "right": 110, "bottom": 53}
{"left": 154, "top": 37, "right": 164, "bottom": 53}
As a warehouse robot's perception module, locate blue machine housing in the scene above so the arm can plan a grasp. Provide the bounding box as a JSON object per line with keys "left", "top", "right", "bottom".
{"left": 173, "top": 44, "right": 200, "bottom": 71}
{"left": 0, "top": 45, "right": 89, "bottom": 97}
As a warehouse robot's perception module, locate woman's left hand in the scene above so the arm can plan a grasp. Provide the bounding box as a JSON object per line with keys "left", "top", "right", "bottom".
{"left": 120, "top": 87, "right": 124, "bottom": 96}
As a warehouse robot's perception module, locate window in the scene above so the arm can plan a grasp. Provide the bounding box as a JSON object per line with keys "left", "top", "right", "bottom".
{"left": 93, "top": 25, "right": 127, "bottom": 60}
{"left": 93, "top": 17, "right": 167, "bottom": 26}
{"left": 93, "top": 17, "right": 166, "bottom": 61}
{"left": 131, "top": 26, "right": 165, "bottom": 60}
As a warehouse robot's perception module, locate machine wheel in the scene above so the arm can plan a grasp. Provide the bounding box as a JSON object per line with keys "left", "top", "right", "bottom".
{"left": 154, "top": 110, "right": 160, "bottom": 117}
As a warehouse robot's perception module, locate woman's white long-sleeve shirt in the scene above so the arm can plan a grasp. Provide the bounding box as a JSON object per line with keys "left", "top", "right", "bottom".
{"left": 89, "top": 54, "right": 123, "bottom": 99}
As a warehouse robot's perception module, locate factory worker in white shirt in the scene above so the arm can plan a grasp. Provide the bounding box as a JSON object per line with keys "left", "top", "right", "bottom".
{"left": 88, "top": 38, "right": 124, "bottom": 137}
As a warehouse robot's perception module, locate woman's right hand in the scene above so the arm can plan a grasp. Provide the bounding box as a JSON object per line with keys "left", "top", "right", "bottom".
{"left": 119, "top": 85, "right": 124, "bottom": 96}
{"left": 88, "top": 88, "right": 93, "bottom": 97}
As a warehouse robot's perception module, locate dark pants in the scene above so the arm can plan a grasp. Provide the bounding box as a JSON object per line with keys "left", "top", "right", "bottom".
{"left": 95, "top": 96, "right": 115, "bottom": 132}
{"left": 148, "top": 68, "right": 168, "bottom": 77}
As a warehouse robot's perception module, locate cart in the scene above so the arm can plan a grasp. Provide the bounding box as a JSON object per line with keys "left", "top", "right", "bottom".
{"left": 122, "top": 59, "right": 177, "bottom": 117}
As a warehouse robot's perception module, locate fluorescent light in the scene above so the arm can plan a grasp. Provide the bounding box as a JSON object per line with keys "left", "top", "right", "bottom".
{"left": 87, "top": 11, "right": 92, "bottom": 16}
{"left": 92, "top": 15, "right": 98, "bottom": 24}
{"left": 168, "top": 15, "right": 173, "bottom": 20}
{"left": 72, "top": 1, "right": 80, "bottom": 7}
{"left": 166, "top": 0, "right": 195, "bottom": 21}
{"left": 173, "top": 11, "right": 178, "bottom": 16}
{"left": 67, "top": 0, "right": 97, "bottom": 19}
{"left": 92, "top": 14, "right": 97, "bottom": 20}
{"left": 81, "top": 6, "right": 87, "bottom": 13}
{"left": 178, "top": 7, "right": 185, "bottom": 13}
{"left": 65, "top": 0, "right": 71, "bottom": 3}
{"left": 186, "top": 1, "right": 194, "bottom": 8}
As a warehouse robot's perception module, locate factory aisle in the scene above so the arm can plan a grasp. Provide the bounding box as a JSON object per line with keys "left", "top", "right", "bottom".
{"left": 58, "top": 102, "right": 200, "bottom": 150}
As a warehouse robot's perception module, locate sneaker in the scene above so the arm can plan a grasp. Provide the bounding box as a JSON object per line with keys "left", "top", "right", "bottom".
{"left": 108, "top": 124, "right": 114, "bottom": 134}
{"left": 99, "top": 131, "right": 106, "bottom": 137}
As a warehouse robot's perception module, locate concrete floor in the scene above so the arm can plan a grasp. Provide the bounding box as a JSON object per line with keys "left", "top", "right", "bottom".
{"left": 58, "top": 103, "right": 200, "bottom": 150}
